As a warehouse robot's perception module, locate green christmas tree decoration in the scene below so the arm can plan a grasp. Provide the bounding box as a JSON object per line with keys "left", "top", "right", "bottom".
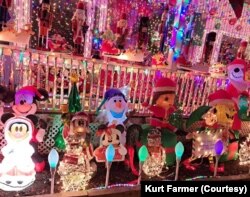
{"left": 68, "top": 82, "right": 82, "bottom": 113}
{"left": 54, "top": 124, "right": 66, "bottom": 150}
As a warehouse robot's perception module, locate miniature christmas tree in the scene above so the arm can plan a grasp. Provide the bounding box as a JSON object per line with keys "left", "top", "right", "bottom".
{"left": 68, "top": 73, "right": 82, "bottom": 113}
{"left": 239, "top": 134, "right": 250, "bottom": 166}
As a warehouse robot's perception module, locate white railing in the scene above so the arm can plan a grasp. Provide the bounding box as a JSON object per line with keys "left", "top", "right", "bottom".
{"left": 0, "top": 45, "right": 228, "bottom": 115}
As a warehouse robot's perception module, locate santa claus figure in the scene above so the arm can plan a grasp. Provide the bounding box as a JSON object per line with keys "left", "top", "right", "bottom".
{"left": 37, "top": 0, "right": 53, "bottom": 49}
{"left": 0, "top": 0, "right": 11, "bottom": 32}
{"left": 72, "top": 1, "right": 88, "bottom": 55}
{"left": 116, "top": 13, "right": 129, "bottom": 50}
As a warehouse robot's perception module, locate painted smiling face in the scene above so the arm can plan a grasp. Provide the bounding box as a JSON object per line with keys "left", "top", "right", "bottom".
{"left": 101, "top": 128, "right": 121, "bottom": 147}
{"left": 12, "top": 86, "right": 48, "bottom": 116}
{"left": 202, "top": 108, "right": 218, "bottom": 126}
{"left": 13, "top": 92, "right": 37, "bottom": 115}
{"left": 105, "top": 95, "right": 127, "bottom": 119}
{"left": 213, "top": 103, "right": 236, "bottom": 127}
{"left": 228, "top": 64, "right": 245, "bottom": 82}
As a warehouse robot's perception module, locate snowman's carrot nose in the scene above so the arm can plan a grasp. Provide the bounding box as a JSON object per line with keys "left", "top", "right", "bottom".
{"left": 115, "top": 102, "right": 122, "bottom": 108}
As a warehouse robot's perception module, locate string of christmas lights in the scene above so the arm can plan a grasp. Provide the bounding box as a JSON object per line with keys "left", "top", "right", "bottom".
{"left": 239, "top": 134, "right": 250, "bottom": 166}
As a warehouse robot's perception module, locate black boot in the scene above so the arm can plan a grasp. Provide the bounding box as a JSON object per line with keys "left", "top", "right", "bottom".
{"left": 38, "top": 37, "right": 43, "bottom": 48}
{"left": 43, "top": 37, "right": 47, "bottom": 49}
{"left": 77, "top": 44, "right": 82, "bottom": 55}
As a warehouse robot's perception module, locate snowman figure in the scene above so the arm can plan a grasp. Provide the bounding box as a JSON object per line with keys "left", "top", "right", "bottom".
{"left": 96, "top": 88, "right": 128, "bottom": 144}
{"left": 0, "top": 117, "right": 36, "bottom": 191}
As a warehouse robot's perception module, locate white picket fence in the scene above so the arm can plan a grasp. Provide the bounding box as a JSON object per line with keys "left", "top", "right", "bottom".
{"left": 0, "top": 45, "right": 228, "bottom": 115}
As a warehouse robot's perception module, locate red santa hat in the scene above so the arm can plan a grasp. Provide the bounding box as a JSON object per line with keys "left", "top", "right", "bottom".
{"left": 240, "top": 40, "right": 248, "bottom": 48}
{"left": 208, "top": 89, "right": 234, "bottom": 106}
{"left": 77, "top": 1, "right": 85, "bottom": 10}
{"left": 121, "top": 13, "right": 127, "bottom": 20}
{"left": 227, "top": 58, "right": 247, "bottom": 73}
{"left": 176, "top": 55, "right": 187, "bottom": 65}
{"left": 16, "top": 86, "right": 44, "bottom": 100}
{"left": 153, "top": 77, "right": 176, "bottom": 93}
{"left": 147, "top": 129, "right": 161, "bottom": 139}
{"left": 42, "top": 0, "right": 50, "bottom": 4}
{"left": 72, "top": 111, "right": 89, "bottom": 124}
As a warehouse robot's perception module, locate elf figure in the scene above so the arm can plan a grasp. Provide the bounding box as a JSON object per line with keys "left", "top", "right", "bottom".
{"left": 0, "top": 117, "right": 36, "bottom": 191}
{"left": 143, "top": 77, "right": 178, "bottom": 166}
{"left": 116, "top": 13, "right": 129, "bottom": 50}
{"left": 185, "top": 89, "right": 239, "bottom": 172}
{"left": 0, "top": 0, "right": 12, "bottom": 32}
{"left": 37, "top": 0, "right": 53, "bottom": 49}
{"left": 142, "top": 129, "right": 166, "bottom": 177}
{"left": 72, "top": 1, "right": 88, "bottom": 55}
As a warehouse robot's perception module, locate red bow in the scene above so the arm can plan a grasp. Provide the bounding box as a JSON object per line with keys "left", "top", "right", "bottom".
{"left": 96, "top": 124, "right": 116, "bottom": 136}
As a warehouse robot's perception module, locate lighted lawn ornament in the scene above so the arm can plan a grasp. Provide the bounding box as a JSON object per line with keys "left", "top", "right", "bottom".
{"left": 11, "top": 86, "right": 49, "bottom": 172}
{"left": 0, "top": 117, "right": 36, "bottom": 191}
{"left": 175, "top": 142, "right": 184, "bottom": 181}
{"left": 214, "top": 140, "right": 224, "bottom": 177}
{"left": 138, "top": 145, "right": 148, "bottom": 184}
{"left": 48, "top": 149, "right": 59, "bottom": 194}
{"left": 142, "top": 77, "right": 179, "bottom": 166}
{"left": 239, "top": 134, "right": 250, "bottom": 173}
{"left": 105, "top": 144, "right": 115, "bottom": 188}
{"left": 185, "top": 89, "right": 239, "bottom": 173}
{"left": 141, "top": 129, "right": 166, "bottom": 177}
{"left": 94, "top": 124, "right": 127, "bottom": 162}
{"left": 58, "top": 112, "right": 95, "bottom": 191}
